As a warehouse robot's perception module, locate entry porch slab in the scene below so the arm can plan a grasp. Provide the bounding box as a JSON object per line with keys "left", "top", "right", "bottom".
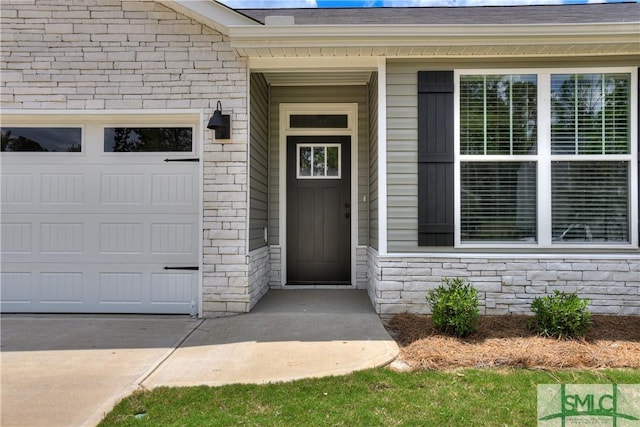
{"left": 143, "top": 290, "right": 399, "bottom": 387}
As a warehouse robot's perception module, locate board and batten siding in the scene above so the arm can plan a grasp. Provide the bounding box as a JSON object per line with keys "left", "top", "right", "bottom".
{"left": 249, "top": 73, "right": 269, "bottom": 251}
{"left": 368, "top": 72, "right": 379, "bottom": 250}
{"left": 268, "top": 85, "right": 370, "bottom": 247}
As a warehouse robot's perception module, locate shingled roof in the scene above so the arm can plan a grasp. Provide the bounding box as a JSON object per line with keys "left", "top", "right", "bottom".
{"left": 236, "top": 2, "right": 639, "bottom": 25}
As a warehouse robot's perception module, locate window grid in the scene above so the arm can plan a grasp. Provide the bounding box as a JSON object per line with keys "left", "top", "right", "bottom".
{"left": 456, "top": 68, "right": 636, "bottom": 248}
{"left": 296, "top": 143, "right": 341, "bottom": 179}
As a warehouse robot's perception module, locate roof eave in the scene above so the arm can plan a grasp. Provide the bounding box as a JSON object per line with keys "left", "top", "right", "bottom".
{"left": 229, "top": 22, "right": 640, "bottom": 58}
{"left": 161, "top": 0, "right": 260, "bottom": 35}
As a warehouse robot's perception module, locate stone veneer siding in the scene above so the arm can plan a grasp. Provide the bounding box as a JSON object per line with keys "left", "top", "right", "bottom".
{"left": 368, "top": 248, "right": 640, "bottom": 316}
{"left": 1, "top": 0, "right": 252, "bottom": 317}
{"left": 246, "top": 247, "right": 270, "bottom": 312}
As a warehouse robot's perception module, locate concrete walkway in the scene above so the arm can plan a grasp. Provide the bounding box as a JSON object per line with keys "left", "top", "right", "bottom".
{"left": 1, "top": 290, "right": 398, "bottom": 427}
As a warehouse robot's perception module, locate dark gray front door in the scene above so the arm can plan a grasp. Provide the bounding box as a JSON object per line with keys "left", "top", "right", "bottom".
{"left": 287, "top": 136, "right": 351, "bottom": 285}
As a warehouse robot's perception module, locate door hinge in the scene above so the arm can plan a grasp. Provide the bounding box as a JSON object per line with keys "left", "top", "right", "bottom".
{"left": 163, "top": 266, "right": 199, "bottom": 271}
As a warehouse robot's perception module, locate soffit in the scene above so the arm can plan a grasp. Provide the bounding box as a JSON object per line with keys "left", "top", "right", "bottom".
{"left": 262, "top": 71, "right": 373, "bottom": 86}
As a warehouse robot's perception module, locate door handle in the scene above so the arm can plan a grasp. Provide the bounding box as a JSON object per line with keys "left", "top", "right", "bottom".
{"left": 345, "top": 212, "right": 350, "bottom": 218}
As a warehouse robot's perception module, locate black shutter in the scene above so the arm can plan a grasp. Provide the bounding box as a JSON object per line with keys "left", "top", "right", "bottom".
{"left": 417, "top": 71, "right": 454, "bottom": 246}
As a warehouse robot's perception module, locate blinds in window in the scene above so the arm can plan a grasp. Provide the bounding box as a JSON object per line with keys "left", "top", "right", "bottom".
{"left": 551, "top": 73, "right": 630, "bottom": 155}
{"left": 552, "top": 161, "right": 629, "bottom": 243}
{"left": 460, "top": 75, "right": 537, "bottom": 155}
{"left": 461, "top": 162, "right": 537, "bottom": 242}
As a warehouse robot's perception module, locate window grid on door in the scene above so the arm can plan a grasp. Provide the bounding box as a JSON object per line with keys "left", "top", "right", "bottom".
{"left": 296, "top": 143, "right": 341, "bottom": 179}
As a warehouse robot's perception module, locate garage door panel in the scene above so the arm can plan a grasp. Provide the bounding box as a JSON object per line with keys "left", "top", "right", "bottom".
{"left": 150, "top": 273, "right": 195, "bottom": 304}
{"left": 151, "top": 173, "right": 196, "bottom": 205}
{"left": 150, "top": 223, "right": 195, "bottom": 254}
{"left": 2, "top": 165, "right": 93, "bottom": 210}
{"left": 97, "top": 268, "right": 196, "bottom": 313}
{"left": 99, "top": 222, "right": 144, "bottom": 254}
{"left": 100, "top": 173, "right": 145, "bottom": 205}
{"left": 40, "top": 272, "right": 84, "bottom": 304}
{"left": 0, "top": 272, "right": 32, "bottom": 304}
{"left": 99, "top": 272, "right": 144, "bottom": 304}
{"left": 1, "top": 264, "right": 197, "bottom": 313}
{"left": 41, "top": 173, "right": 84, "bottom": 204}
{"left": 1, "top": 173, "right": 33, "bottom": 204}
{"left": 2, "top": 214, "right": 197, "bottom": 263}
{"left": 40, "top": 223, "right": 84, "bottom": 254}
{"left": 97, "top": 264, "right": 198, "bottom": 312}
{"left": 2, "top": 216, "right": 90, "bottom": 261}
{"left": 1, "top": 197, "right": 197, "bottom": 215}
{"left": 0, "top": 223, "right": 32, "bottom": 254}
{"left": 1, "top": 267, "right": 87, "bottom": 308}
{"left": 2, "top": 166, "right": 197, "bottom": 214}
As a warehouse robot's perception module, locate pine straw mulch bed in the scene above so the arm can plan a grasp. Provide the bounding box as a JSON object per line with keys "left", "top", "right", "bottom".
{"left": 384, "top": 314, "right": 640, "bottom": 370}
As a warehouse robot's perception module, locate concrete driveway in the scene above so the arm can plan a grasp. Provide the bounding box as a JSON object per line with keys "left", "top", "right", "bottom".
{"left": 1, "top": 315, "right": 199, "bottom": 427}
{"left": 1, "top": 290, "right": 398, "bottom": 427}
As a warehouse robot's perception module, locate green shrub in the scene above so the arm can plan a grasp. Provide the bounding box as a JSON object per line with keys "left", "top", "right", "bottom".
{"left": 426, "top": 277, "right": 479, "bottom": 338}
{"left": 528, "top": 290, "right": 592, "bottom": 339}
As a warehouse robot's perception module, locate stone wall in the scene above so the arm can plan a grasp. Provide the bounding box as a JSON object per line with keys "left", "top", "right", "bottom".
{"left": 356, "top": 246, "right": 368, "bottom": 289}
{"left": 1, "top": 0, "right": 251, "bottom": 317}
{"left": 247, "top": 246, "right": 270, "bottom": 311}
{"left": 269, "top": 246, "right": 283, "bottom": 288}
{"left": 368, "top": 248, "right": 640, "bottom": 316}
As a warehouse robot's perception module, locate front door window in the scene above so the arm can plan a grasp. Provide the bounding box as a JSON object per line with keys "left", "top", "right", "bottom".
{"left": 297, "top": 144, "right": 341, "bottom": 178}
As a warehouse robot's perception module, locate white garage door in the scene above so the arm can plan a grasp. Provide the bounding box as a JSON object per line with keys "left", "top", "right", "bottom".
{"left": 1, "top": 119, "right": 200, "bottom": 314}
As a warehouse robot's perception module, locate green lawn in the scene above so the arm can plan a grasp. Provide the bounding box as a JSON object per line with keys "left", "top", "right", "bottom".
{"left": 99, "top": 368, "right": 640, "bottom": 426}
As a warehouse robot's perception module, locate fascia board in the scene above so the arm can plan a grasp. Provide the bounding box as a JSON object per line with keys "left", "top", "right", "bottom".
{"left": 229, "top": 22, "right": 640, "bottom": 49}
{"left": 161, "top": 0, "right": 260, "bottom": 35}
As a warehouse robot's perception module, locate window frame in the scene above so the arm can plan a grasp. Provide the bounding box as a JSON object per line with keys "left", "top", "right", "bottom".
{"left": 454, "top": 67, "right": 638, "bottom": 249}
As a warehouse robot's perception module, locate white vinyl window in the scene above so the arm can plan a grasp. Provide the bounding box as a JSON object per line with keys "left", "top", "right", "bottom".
{"left": 296, "top": 144, "right": 341, "bottom": 179}
{"left": 456, "top": 68, "right": 637, "bottom": 248}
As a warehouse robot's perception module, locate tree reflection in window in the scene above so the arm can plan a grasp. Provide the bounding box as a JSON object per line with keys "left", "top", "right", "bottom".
{"left": 327, "top": 146, "right": 339, "bottom": 176}
{"left": 313, "top": 147, "right": 325, "bottom": 176}
{"left": 296, "top": 144, "right": 341, "bottom": 179}
{"left": 299, "top": 146, "right": 311, "bottom": 176}
{"left": 1, "top": 127, "right": 82, "bottom": 152}
{"left": 104, "top": 127, "right": 192, "bottom": 152}
{"left": 551, "top": 73, "right": 629, "bottom": 155}
{"left": 460, "top": 75, "right": 537, "bottom": 156}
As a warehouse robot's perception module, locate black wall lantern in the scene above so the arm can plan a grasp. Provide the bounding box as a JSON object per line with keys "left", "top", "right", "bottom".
{"left": 207, "top": 100, "right": 230, "bottom": 139}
